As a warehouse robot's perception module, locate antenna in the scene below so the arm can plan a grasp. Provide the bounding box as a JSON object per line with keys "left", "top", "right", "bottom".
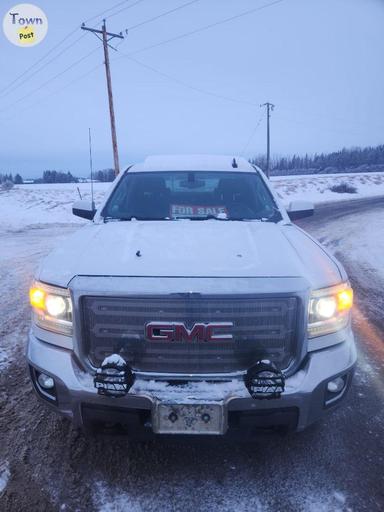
{"left": 88, "top": 127, "right": 95, "bottom": 209}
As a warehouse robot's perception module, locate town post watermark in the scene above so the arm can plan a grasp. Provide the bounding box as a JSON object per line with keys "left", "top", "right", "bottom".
{"left": 3, "top": 3, "right": 48, "bottom": 46}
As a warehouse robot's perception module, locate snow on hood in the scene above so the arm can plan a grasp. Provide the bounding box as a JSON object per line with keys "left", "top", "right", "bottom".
{"left": 37, "top": 220, "right": 342, "bottom": 288}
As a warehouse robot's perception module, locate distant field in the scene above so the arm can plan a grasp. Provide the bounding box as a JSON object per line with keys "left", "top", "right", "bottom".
{"left": 0, "top": 182, "right": 110, "bottom": 229}
{"left": 0, "top": 173, "right": 383, "bottom": 229}
{"left": 271, "top": 171, "right": 384, "bottom": 204}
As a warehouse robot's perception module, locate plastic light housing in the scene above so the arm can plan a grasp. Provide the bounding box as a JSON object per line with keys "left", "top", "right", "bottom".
{"left": 308, "top": 284, "right": 353, "bottom": 338}
{"left": 30, "top": 282, "right": 72, "bottom": 336}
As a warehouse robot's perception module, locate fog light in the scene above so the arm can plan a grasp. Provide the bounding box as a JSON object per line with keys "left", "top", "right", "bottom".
{"left": 37, "top": 372, "right": 55, "bottom": 390}
{"left": 327, "top": 376, "right": 345, "bottom": 394}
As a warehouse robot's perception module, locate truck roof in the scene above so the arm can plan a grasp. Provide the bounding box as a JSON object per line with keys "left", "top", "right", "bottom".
{"left": 129, "top": 155, "right": 257, "bottom": 173}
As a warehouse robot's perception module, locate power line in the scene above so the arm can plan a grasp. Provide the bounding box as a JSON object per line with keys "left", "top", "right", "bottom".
{"left": 84, "top": 0, "right": 130, "bottom": 24}
{"left": 0, "top": 0, "right": 285, "bottom": 130}
{"left": 119, "top": 0, "right": 286, "bottom": 57}
{"left": 123, "top": 54, "right": 259, "bottom": 107}
{"left": 0, "top": 0, "right": 141, "bottom": 97}
{"left": 125, "top": 0, "right": 201, "bottom": 31}
{"left": 0, "top": 33, "right": 87, "bottom": 100}
{"left": 0, "top": 26, "right": 79, "bottom": 96}
{"left": 1, "top": 45, "right": 257, "bottom": 124}
{"left": 0, "top": 0, "right": 282, "bottom": 114}
{"left": 0, "top": 62, "right": 103, "bottom": 123}
{"left": 0, "top": 46, "right": 101, "bottom": 114}
{"left": 240, "top": 112, "right": 265, "bottom": 156}
{"left": 0, "top": 1, "right": 145, "bottom": 117}
{"left": 117, "top": 54, "right": 378, "bottom": 140}
{"left": 105, "top": 0, "right": 147, "bottom": 21}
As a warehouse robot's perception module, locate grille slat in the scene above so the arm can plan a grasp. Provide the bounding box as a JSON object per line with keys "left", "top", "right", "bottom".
{"left": 82, "top": 296, "right": 298, "bottom": 373}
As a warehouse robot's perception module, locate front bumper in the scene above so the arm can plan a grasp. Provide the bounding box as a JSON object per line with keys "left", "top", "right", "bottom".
{"left": 27, "top": 330, "right": 356, "bottom": 435}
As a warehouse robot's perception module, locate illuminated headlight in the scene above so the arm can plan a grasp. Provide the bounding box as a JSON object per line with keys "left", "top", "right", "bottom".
{"left": 308, "top": 283, "right": 353, "bottom": 338}
{"left": 30, "top": 281, "right": 72, "bottom": 336}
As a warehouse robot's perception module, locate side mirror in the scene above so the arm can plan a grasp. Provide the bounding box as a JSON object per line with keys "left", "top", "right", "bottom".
{"left": 287, "top": 200, "right": 314, "bottom": 221}
{"left": 72, "top": 200, "right": 96, "bottom": 220}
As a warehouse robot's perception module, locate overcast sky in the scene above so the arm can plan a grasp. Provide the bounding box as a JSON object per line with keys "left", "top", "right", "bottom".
{"left": 0, "top": 0, "right": 383, "bottom": 177}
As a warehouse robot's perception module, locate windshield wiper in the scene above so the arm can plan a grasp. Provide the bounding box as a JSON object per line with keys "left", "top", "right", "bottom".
{"left": 103, "top": 211, "right": 282, "bottom": 223}
{"left": 182, "top": 215, "right": 266, "bottom": 221}
{"left": 103, "top": 216, "right": 171, "bottom": 222}
{"left": 186, "top": 214, "right": 230, "bottom": 221}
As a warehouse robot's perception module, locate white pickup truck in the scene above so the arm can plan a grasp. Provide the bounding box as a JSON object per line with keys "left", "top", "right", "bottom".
{"left": 28, "top": 155, "right": 356, "bottom": 437}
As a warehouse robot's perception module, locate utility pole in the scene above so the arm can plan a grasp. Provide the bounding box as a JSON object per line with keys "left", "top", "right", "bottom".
{"left": 260, "top": 102, "right": 275, "bottom": 178}
{"left": 81, "top": 20, "right": 123, "bottom": 175}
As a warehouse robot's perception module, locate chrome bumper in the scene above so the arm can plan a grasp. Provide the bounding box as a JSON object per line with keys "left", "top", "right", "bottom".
{"left": 27, "top": 330, "right": 357, "bottom": 433}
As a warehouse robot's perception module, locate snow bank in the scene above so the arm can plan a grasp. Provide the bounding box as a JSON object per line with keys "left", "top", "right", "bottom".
{"left": 0, "top": 173, "right": 383, "bottom": 230}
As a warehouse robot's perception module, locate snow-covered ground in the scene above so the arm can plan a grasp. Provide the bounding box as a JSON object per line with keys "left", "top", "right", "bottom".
{"left": 0, "top": 182, "right": 111, "bottom": 230}
{"left": 311, "top": 209, "right": 384, "bottom": 281}
{"left": 0, "top": 172, "right": 383, "bottom": 230}
{"left": 271, "top": 171, "right": 384, "bottom": 204}
{"left": 0, "top": 181, "right": 383, "bottom": 508}
{"left": 0, "top": 462, "right": 10, "bottom": 494}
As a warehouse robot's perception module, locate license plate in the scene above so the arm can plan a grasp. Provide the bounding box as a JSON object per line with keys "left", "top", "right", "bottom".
{"left": 153, "top": 403, "right": 226, "bottom": 435}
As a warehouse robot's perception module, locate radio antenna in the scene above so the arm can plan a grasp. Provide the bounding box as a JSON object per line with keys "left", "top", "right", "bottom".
{"left": 88, "top": 127, "right": 95, "bottom": 210}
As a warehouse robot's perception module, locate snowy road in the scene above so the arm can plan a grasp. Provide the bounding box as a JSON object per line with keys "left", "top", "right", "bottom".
{"left": 0, "top": 198, "right": 384, "bottom": 511}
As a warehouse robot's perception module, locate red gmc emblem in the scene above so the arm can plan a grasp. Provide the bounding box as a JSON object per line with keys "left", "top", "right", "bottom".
{"left": 145, "top": 322, "right": 234, "bottom": 342}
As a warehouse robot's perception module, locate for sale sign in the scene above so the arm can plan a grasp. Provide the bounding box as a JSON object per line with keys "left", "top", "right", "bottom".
{"left": 170, "top": 204, "right": 228, "bottom": 218}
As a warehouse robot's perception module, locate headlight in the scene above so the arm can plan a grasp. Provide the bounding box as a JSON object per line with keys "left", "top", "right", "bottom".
{"left": 30, "top": 282, "right": 72, "bottom": 336}
{"left": 308, "top": 283, "right": 353, "bottom": 338}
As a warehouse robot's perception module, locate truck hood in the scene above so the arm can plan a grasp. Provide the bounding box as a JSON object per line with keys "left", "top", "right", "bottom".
{"left": 38, "top": 220, "right": 342, "bottom": 288}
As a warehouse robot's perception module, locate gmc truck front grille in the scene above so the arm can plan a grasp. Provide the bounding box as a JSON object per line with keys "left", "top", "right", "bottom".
{"left": 82, "top": 296, "right": 298, "bottom": 374}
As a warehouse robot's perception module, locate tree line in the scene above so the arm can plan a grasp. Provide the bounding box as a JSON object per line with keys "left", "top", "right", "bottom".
{"left": 4, "top": 145, "right": 384, "bottom": 182}
{"left": 38, "top": 168, "right": 115, "bottom": 183}
{"left": 94, "top": 168, "right": 115, "bottom": 182}
{"left": 0, "top": 168, "right": 115, "bottom": 184}
{"left": 0, "top": 173, "right": 23, "bottom": 184}
{"left": 251, "top": 144, "right": 384, "bottom": 175}
{"left": 37, "top": 170, "right": 78, "bottom": 183}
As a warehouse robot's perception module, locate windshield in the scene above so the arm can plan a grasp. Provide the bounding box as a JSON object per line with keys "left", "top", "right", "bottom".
{"left": 102, "top": 171, "right": 282, "bottom": 222}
